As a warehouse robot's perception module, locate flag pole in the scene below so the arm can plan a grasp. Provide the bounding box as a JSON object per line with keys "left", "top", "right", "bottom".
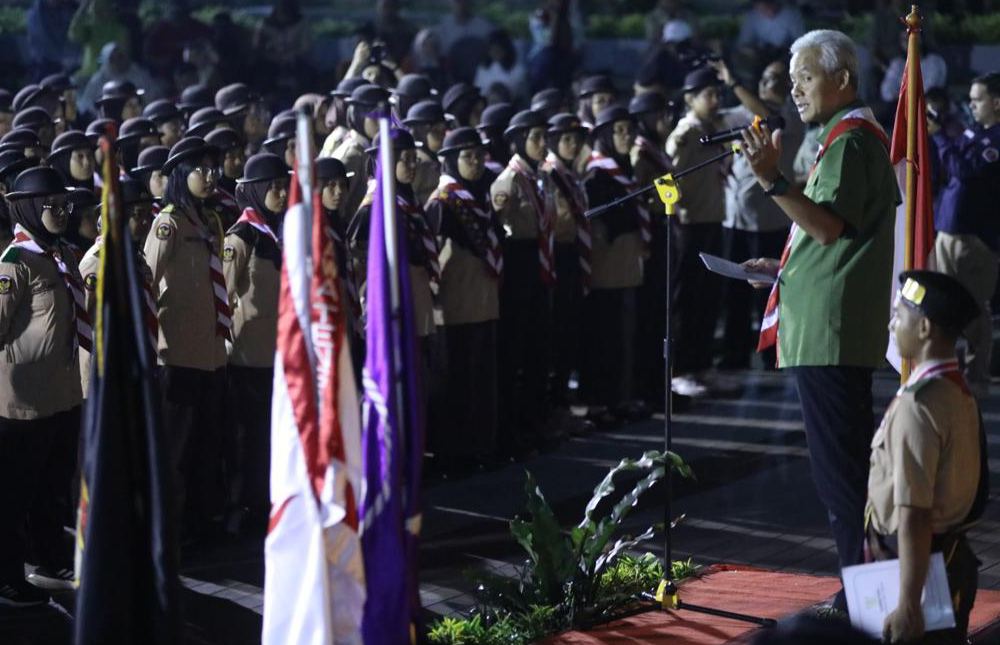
{"left": 901, "top": 5, "right": 922, "bottom": 382}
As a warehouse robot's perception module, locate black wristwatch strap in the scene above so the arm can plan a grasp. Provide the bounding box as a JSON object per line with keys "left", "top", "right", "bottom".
{"left": 764, "top": 173, "right": 790, "bottom": 197}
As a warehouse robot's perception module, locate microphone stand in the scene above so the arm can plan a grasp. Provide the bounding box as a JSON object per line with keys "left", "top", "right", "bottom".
{"left": 586, "top": 143, "right": 775, "bottom": 628}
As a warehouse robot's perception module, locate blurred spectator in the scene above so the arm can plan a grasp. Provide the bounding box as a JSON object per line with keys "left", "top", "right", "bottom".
{"left": 211, "top": 12, "right": 252, "bottom": 86}
{"left": 870, "top": 0, "right": 906, "bottom": 79}
{"left": 736, "top": 0, "right": 804, "bottom": 51}
{"left": 141, "top": 3, "right": 213, "bottom": 82}
{"left": 527, "top": 0, "right": 583, "bottom": 93}
{"left": 77, "top": 43, "right": 157, "bottom": 119}
{"left": 253, "top": 0, "right": 315, "bottom": 104}
{"left": 375, "top": 0, "right": 418, "bottom": 67}
{"left": 474, "top": 31, "right": 528, "bottom": 103}
{"left": 645, "top": 0, "right": 697, "bottom": 45}
{"left": 528, "top": 0, "right": 585, "bottom": 61}
{"left": 68, "top": 0, "right": 131, "bottom": 80}
{"left": 436, "top": 0, "right": 496, "bottom": 54}
{"left": 638, "top": 19, "right": 700, "bottom": 92}
{"left": 879, "top": 32, "right": 948, "bottom": 102}
{"left": 411, "top": 29, "right": 449, "bottom": 90}
{"left": 25, "top": 0, "right": 79, "bottom": 80}
{"left": 183, "top": 39, "right": 225, "bottom": 90}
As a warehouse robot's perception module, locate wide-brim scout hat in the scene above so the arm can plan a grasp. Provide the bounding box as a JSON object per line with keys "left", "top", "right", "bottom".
{"left": 121, "top": 175, "right": 155, "bottom": 205}
{"left": 402, "top": 100, "right": 446, "bottom": 127}
{"left": 187, "top": 107, "right": 230, "bottom": 139}
{"left": 205, "top": 128, "right": 244, "bottom": 152}
{"left": 6, "top": 166, "right": 69, "bottom": 200}
{"left": 347, "top": 84, "right": 391, "bottom": 109}
{"left": 161, "top": 137, "right": 220, "bottom": 176}
{"left": 329, "top": 76, "right": 367, "bottom": 100}
{"left": 177, "top": 84, "right": 213, "bottom": 113}
{"left": 131, "top": 145, "right": 169, "bottom": 175}
{"left": 478, "top": 102, "right": 514, "bottom": 133}
{"left": 503, "top": 109, "right": 547, "bottom": 139}
{"left": 85, "top": 118, "right": 116, "bottom": 145}
{"left": 95, "top": 79, "right": 144, "bottom": 108}
{"left": 592, "top": 105, "right": 633, "bottom": 133}
{"left": 629, "top": 91, "right": 671, "bottom": 117}
{"left": 530, "top": 88, "right": 566, "bottom": 113}
{"left": 0, "top": 128, "right": 42, "bottom": 154}
{"left": 391, "top": 74, "right": 437, "bottom": 103}
{"left": 67, "top": 186, "right": 99, "bottom": 210}
{"left": 236, "top": 152, "right": 291, "bottom": 184}
{"left": 48, "top": 130, "right": 93, "bottom": 161}
{"left": 315, "top": 157, "right": 355, "bottom": 182}
{"left": 215, "top": 83, "right": 259, "bottom": 117}
{"left": 547, "top": 113, "right": 588, "bottom": 136}
{"left": 365, "top": 128, "right": 419, "bottom": 155}
{"left": 682, "top": 66, "right": 722, "bottom": 94}
{"left": 261, "top": 116, "right": 297, "bottom": 153}
{"left": 13, "top": 107, "right": 56, "bottom": 133}
{"left": 0, "top": 151, "right": 39, "bottom": 184}
{"left": 143, "top": 99, "right": 182, "bottom": 125}
{"left": 578, "top": 75, "right": 615, "bottom": 99}
{"left": 40, "top": 73, "right": 74, "bottom": 93}
{"left": 441, "top": 83, "right": 480, "bottom": 113}
{"left": 436, "top": 126, "right": 484, "bottom": 156}
{"left": 117, "top": 117, "right": 160, "bottom": 146}
{"left": 898, "top": 270, "right": 980, "bottom": 335}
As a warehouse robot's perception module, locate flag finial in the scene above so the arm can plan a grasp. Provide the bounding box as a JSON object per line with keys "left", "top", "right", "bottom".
{"left": 905, "top": 5, "right": 922, "bottom": 32}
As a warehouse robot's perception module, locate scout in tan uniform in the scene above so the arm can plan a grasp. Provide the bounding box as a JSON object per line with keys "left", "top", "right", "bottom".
{"left": 629, "top": 92, "right": 675, "bottom": 412}
{"left": 541, "top": 114, "right": 589, "bottom": 409}
{"left": 477, "top": 102, "right": 515, "bottom": 175}
{"left": 582, "top": 105, "right": 646, "bottom": 425}
{"left": 222, "top": 152, "right": 289, "bottom": 535}
{"left": 0, "top": 151, "right": 39, "bottom": 250}
{"left": 143, "top": 136, "right": 229, "bottom": 540}
{"left": 491, "top": 109, "right": 559, "bottom": 452}
{"left": 332, "top": 84, "right": 390, "bottom": 224}
{"left": 402, "top": 100, "right": 447, "bottom": 207}
{"left": 665, "top": 67, "right": 731, "bottom": 397}
{"left": 425, "top": 127, "right": 502, "bottom": 471}
{"left": 319, "top": 77, "right": 367, "bottom": 158}
{"left": 869, "top": 271, "right": 985, "bottom": 645}
{"left": 79, "top": 176, "right": 157, "bottom": 396}
{"left": 349, "top": 129, "right": 437, "bottom": 341}
{"left": 0, "top": 167, "right": 87, "bottom": 602}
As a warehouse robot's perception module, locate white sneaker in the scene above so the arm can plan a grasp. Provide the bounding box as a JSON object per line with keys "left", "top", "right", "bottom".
{"left": 672, "top": 375, "right": 708, "bottom": 398}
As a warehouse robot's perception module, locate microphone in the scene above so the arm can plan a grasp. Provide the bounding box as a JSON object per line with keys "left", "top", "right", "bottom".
{"left": 698, "top": 115, "right": 786, "bottom": 146}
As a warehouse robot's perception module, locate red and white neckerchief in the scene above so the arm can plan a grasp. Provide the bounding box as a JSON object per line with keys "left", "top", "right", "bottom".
{"left": 509, "top": 155, "right": 556, "bottom": 286}
{"left": 396, "top": 193, "right": 441, "bottom": 284}
{"left": 757, "top": 107, "right": 889, "bottom": 363}
{"left": 215, "top": 185, "right": 240, "bottom": 215}
{"left": 635, "top": 135, "right": 672, "bottom": 173}
{"left": 323, "top": 218, "right": 362, "bottom": 323}
{"left": 900, "top": 358, "right": 969, "bottom": 396}
{"left": 92, "top": 234, "right": 159, "bottom": 351}
{"left": 543, "top": 152, "right": 591, "bottom": 295}
{"left": 184, "top": 210, "right": 233, "bottom": 340}
{"left": 436, "top": 173, "right": 503, "bottom": 280}
{"left": 11, "top": 224, "right": 92, "bottom": 352}
{"left": 585, "top": 151, "right": 652, "bottom": 249}
{"left": 235, "top": 207, "right": 280, "bottom": 245}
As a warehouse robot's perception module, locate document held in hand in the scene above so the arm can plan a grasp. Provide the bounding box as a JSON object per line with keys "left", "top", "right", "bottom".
{"left": 842, "top": 552, "right": 956, "bottom": 638}
{"left": 698, "top": 252, "right": 776, "bottom": 285}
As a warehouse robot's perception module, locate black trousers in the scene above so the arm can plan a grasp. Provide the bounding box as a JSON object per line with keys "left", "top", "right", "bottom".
{"left": 159, "top": 366, "right": 226, "bottom": 533}
{"left": 551, "top": 243, "right": 585, "bottom": 405}
{"left": 670, "top": 221, "right": 722, "bottom": 375}
{"left": 499, "top": 241, "right": 553, "bottom": 442}
{"left": 635, "top": 220, "right": 668, "bottom": 404}
{"left": 581, "top": 287, "right": 636, "bottom": 409}
{"left": 438, "top": 321, "right": 498, "bottom": 460}
{"left": 790, "top": 366, "right": 874, "bottom": 571}
{"left": 720, "top": 227, "right": 787, "bottom": 369}
{"left": 0, "top": 407, "right": 80, "bottom": 582}
{"left": 225, "top": 365, "right": 273, "bottom": 518}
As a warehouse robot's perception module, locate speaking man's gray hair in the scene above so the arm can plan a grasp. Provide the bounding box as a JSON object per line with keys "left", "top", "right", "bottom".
{"left": 790, "top": 30, "right": 860, "bottom": 88}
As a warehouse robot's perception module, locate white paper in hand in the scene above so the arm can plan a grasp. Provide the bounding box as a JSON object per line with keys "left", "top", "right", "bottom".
{"left": 841, "top": 552, "right": 956, "bottom": 638}
{"left": 698, "top": 252, "right": 776, "bottom": 284}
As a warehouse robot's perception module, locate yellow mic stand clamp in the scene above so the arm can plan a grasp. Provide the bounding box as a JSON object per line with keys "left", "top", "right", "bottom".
{"left": 655, "top": 579, "right": 679, "bottom": 610}
{"left": 654, "top": 173, "right": 680, "bottom": 217}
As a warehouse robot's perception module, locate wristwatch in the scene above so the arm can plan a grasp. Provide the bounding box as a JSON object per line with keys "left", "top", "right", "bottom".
{"left": 764, "top": 172, "right": 790, "bottom": 197}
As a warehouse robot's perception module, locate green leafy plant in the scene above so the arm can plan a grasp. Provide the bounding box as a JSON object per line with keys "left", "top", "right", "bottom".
{"left": 429, "top": 450, "right": 694, "bottom": 644}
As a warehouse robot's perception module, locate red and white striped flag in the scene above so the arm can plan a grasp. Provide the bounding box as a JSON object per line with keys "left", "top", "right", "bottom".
{"left": 263, "top": 112, "right": 365, "bottom": 645}
{"left": 886, "top": 33, "right": 936, "bottom": 373}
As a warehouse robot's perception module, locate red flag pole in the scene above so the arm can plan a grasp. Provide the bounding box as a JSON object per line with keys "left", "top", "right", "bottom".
{"left": 901, "top": 5, "right": 922, "bottom": 382}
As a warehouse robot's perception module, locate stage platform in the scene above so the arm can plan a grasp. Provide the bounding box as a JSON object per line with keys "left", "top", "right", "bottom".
{"left": 542, "top": 565, "right": 1000, "bottom": 644}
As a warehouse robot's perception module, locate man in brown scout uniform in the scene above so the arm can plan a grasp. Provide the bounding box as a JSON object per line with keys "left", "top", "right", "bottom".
{"left": 868, "top": 270, "right": 985, "bottom": 645}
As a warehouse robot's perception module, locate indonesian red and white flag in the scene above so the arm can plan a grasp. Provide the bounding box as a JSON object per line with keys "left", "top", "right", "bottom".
{"left": 263, "top": 114, "right": 365, "bottom": 645}
{"left": 887, "top": 49, "right": 936, "bottom": 372}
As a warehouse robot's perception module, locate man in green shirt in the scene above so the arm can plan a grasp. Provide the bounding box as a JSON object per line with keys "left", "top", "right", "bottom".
{"left": 740, "top": 29, "right": 899, "bottom": 609}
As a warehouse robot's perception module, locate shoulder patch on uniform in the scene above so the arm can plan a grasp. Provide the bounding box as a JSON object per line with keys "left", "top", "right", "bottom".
{"left": 223, "top": 246, "right": 235, "bottom": 262}
{"left": 0, "top": 275, "right": 12, "bottom": 295}
{"left": 0, "top": 246, "right": 19, "bottom": 263}
{"left": 492, "top": 191, "right": 509, "bottom": 209}
{"left": 84, "top": 273, "right": 97, "bottom": 291}
{"left": 155, "top": 223, "right": 173, "bottom": 240}
{"left": 983, "top": 147, "right": 999, "bottom": 163}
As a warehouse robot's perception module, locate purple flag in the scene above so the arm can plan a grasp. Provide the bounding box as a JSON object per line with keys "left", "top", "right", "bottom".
{"left": 359, "top": 130, "right": 425, "bottom": 644}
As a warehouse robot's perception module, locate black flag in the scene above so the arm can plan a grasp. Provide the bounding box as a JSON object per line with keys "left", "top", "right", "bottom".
{"left": 74, "top": 132, "right": 179, "bottom": 644}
